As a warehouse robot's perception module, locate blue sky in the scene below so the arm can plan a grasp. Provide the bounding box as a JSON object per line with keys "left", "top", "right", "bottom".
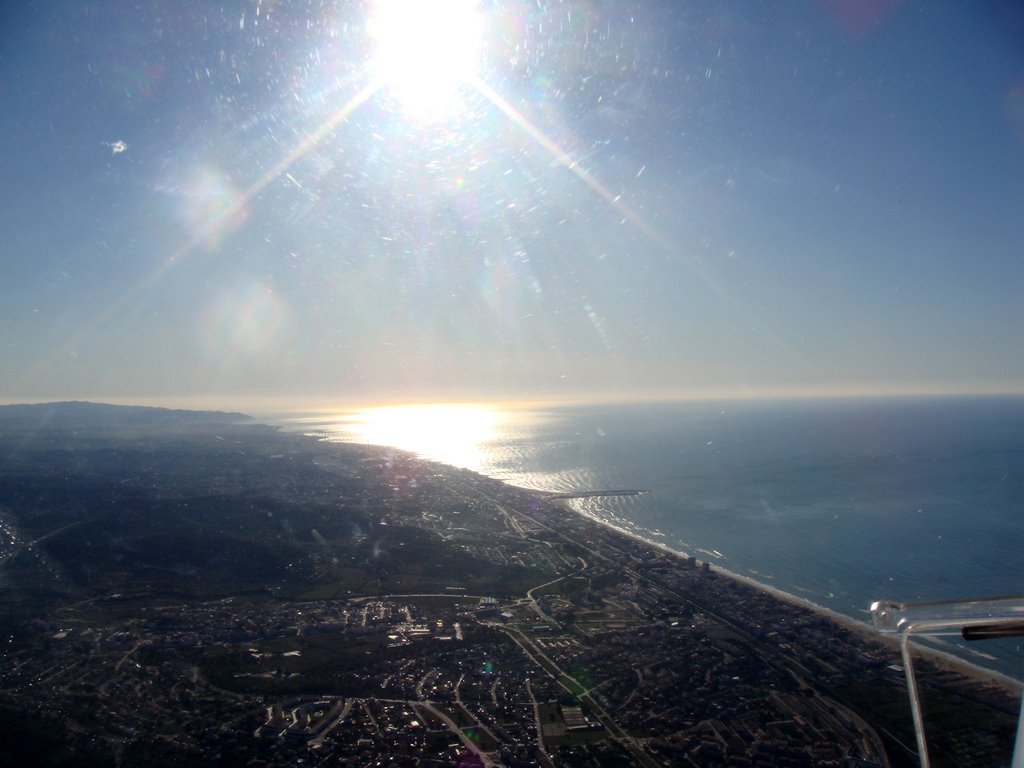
{"left": 2, "top": 1, "right": 1023, "bottom": 407}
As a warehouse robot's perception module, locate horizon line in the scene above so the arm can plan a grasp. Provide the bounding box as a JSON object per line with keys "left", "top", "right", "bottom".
{"left": 4, "top": 386, "right": 1024, "bottom": 415}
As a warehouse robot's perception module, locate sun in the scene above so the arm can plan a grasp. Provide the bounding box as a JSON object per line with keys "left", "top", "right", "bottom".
{"left": 368, "top": 0, "right": 484, "bottom": 121}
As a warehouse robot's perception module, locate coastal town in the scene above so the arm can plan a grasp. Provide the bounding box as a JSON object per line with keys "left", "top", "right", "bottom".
{"left": 0, "top": 404, "right": 1019, "bottom": 767}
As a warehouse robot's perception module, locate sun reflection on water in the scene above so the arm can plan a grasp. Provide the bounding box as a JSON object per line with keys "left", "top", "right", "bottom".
{"left": 320, "top": 404, "right": 508, "bottom": 471}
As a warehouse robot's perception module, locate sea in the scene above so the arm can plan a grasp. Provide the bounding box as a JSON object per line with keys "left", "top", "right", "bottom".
{"left": 282, "top": 395, "right": 1024, "bottom": 681}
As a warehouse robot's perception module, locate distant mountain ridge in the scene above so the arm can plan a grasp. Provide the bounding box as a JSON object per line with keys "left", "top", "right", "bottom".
{"left": 0, "top": 401, "right": 251, "bottom": 430}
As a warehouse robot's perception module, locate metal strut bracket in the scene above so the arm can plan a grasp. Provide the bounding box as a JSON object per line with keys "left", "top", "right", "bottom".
{"left": 870, "top": 596, "right": 1024, "bottom": 768}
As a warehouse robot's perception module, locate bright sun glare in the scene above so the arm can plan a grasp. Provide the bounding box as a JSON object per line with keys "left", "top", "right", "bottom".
{"left": 368, "top": 0, "right": 483, "bottom": 120}
{"left": 335, "top": 404, "right": 500, "bottom": 470}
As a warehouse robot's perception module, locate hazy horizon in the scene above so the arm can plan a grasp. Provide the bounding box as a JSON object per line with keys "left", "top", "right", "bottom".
{"left": 4, "top": 2, "right": 1024, "bottom": 406}
{"left": 5, "top": 386, "right": 1024, "bottom": 421}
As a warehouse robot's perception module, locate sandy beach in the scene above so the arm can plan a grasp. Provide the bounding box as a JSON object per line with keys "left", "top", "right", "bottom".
{"left": 554, "top": 496, "right": 1024, "bottom": 695}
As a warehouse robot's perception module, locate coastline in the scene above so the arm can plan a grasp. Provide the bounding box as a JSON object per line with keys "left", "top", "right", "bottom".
{"left": 297, "top": 422, "right": 1024, "bottom": 693}
{"left": 5, "top": 401, "right": 1018, "bottom": 767}
{"left": 546, "top": 494, "right": 1024, "bottom": 694}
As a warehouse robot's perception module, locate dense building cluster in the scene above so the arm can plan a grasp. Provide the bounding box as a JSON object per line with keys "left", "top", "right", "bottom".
{"left": 0, "top": 408, "right": 1019, "bottom": 767}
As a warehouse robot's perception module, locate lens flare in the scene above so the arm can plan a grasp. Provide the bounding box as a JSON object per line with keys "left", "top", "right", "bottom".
{"left": 200, "top": 281, "right": 290, "bottom": 363}
{"left": 174, "top": 165, "right": 248, "bottom": 250}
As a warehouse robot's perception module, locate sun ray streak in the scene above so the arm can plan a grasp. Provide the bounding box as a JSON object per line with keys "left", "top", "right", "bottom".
{"left": 223, "top": 78, "right": 383, "bottom": 235}
{"left": 469, "top": 75, "right": 671, "bottom": 252}
{"left": 12, "top": 80, "right": 383, "bottom": 396}
{"left": 468, "top": 76, "right": 797, "bottom": 364}
{"left": 16, "top": 60, "right": 795, "bottom": 401}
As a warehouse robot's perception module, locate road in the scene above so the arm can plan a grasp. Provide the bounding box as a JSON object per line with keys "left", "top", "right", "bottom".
{"left": 417, "top": 700, "right": 496, "bottom": 767}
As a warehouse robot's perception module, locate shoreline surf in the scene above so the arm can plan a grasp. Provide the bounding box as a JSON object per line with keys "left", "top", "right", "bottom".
{"left": 543, "top": 492, "right": 1024, "bottom": 693}
{"left": 297, "top": 419, "right": 1024, "bottom": 692}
